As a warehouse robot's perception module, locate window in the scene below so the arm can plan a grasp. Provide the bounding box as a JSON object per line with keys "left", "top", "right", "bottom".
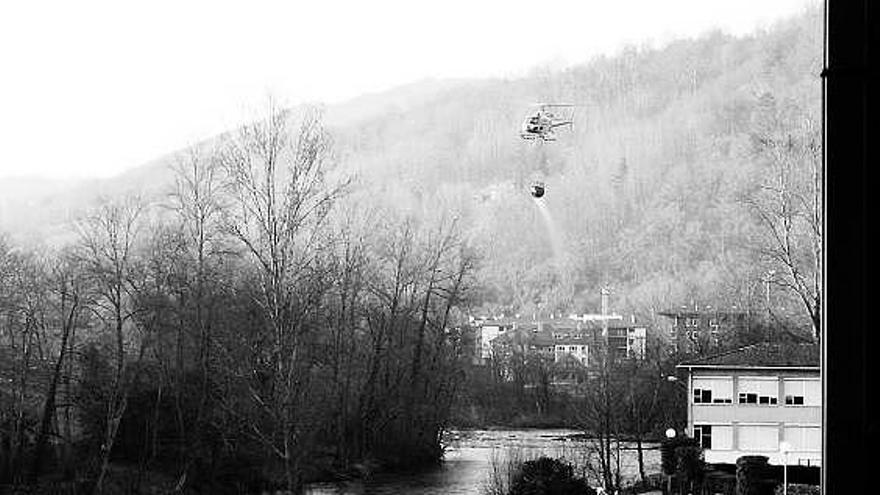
{"left": 693, "top": 424, "right": 712, "bottom": 449}
{"left": 713, "top": 425, "right": 733, "bottom": 450}
{"left": 695, "top": 424, "right": 733, "bottom": 450}
{"left": 783, "top": 426, "right": 821, "bottom": 452}
{"left": 738, "top": 377, "right": 778, "bottom": 405}
{"left": 783, "top": 379, "right": 820, "bottom": 406}
{"left": 693, "top": 377, "right": 733, "bottom": 404}
{"left": 738, "top": 425, "right": 778, "bottom": 451}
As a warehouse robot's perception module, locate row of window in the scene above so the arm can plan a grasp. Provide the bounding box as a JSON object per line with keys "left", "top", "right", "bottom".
{"left": 680, "top": 330, "right": 720, "bottom": 338}
{"left": 675, "top": 318, "right": 719, "bottom": 327}
{"left": 693, "top": 424, "right": 821, "bottom": 452}
{"left": 555, "top": 345, "right": 587, "bottom": 353}
{"left": 692, "top": 377, "right": 820, "bottom": 406}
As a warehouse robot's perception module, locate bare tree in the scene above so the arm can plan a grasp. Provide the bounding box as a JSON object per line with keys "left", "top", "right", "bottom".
{"left": 617, "top": 339, "right": 677, "bottom": 484}
{"left": 746, "top": 110, "right": 822, "bottom": 339}
{"left": 73, "top": 195, "right": 146, "bottom": 494}
{"left": 219, "top": 101, "right": 346, "bottom": 493}
{"left": 574, "top": 346, "right": 625, "bottom": 493}
{"left": 0, "top": 239, "right": 47, "bottom": 484}
{"left": 29, "top": 248, "right": 91, "bottom": 483}
{"left": 347, "top": 209, "right": 474, "bottom": 467}
{"left": 166, "top": 145, "right": 227, "bottom": 486}
{"left": 323, "top": 204, "right": 373, "bottom": 467}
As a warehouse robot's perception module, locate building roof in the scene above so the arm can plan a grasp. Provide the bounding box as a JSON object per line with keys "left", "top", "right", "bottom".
{"left": 676, "top": 342, "right": 820, "bottom": 369}
{"left": 477, "top": 318, "right": 520, "bottom": 327}
{"left": 476, "top": 316, "right": 643, "bottom": 329}
{"left": 657, "top": 309, "right": 747, "bottom": 318}
{"left": 530, "top": 332, "right": 557, "bottom": 346}
{"left": 495, "top": 329, "right": 591, "bottom": 347}
{"left": 576, "top": 320, "right": 645, "bottom": 331}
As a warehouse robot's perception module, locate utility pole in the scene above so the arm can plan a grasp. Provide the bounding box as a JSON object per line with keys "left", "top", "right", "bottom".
{"left": 764, "top": 270, "right": 775, "bottom": 342}
{"left": 599, "top": 285, "right": 613, "bottom": 492}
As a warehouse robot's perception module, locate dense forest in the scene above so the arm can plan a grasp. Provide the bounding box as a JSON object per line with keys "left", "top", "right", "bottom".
{"left": 332, "top": 7, "right": 821, "bottom": 336}
{"left": 0, "top": 106, "right": 477, "bottom": 492}
{"left": 0, "top": 6, "right": 822, "bottom": 494}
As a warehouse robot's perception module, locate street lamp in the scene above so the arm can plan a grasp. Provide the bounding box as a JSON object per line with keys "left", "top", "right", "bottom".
{"left": 665, "top": 429, "right": 677, "bottom": 495}
{"left": 666, "top": 375, "right": 690, "bottom": 395}
{"left": 779, "top": 441, "right": 791, "bottom": 495}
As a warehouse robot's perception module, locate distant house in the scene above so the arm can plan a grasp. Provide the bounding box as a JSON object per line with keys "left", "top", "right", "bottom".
{"left": 676, "top": 342, "right": 821, "bottom": 468}
{"left": 658, "top": 308, "right": 748, "bottom": 353}
{"left": 604, "top": 324, "right": 647, "bottom": 361}
{"left": 474, "top": 318, "right": 517, "bottom": 361}
{"left": 478, "top": 316, "right": 646, "bottom": 365}
{"left": 563, "top": 320, "right": 646, "bottom": 362}
{"left": 480, "top": 316, "right": 648, "bottom": 390}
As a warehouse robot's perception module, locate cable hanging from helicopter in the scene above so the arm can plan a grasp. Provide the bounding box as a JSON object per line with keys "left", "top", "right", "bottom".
{"left": 520, "top": 103, "right": 574, "bottom": 197}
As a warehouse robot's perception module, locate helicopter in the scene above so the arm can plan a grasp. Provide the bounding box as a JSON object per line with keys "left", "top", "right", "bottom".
{"left": 520, "top": 103, "right": 574, "bottom": 141}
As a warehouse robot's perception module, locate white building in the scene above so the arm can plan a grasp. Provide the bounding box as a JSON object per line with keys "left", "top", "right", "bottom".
{"left": 476, "top": 319, "right": 518, "bottom": 360}
{"left": 677, "top": 342, "right": 821, "bottom": 467}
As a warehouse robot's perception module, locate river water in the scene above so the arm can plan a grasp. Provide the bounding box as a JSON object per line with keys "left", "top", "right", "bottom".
{"left": 305, "top": 429, "right": 661, "bottom": 495}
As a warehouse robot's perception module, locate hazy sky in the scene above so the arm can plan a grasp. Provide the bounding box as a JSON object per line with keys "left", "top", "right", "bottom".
{"left": 1, "top": 0, "right": 816, "bottom": 181}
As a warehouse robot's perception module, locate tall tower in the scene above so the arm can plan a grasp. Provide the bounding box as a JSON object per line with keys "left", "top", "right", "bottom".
{"left": 600, "top": 286, "right": 610, "bottom": 340}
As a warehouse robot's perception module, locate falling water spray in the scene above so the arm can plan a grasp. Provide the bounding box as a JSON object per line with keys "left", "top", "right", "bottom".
{"left": 532, "top": 197, "right": 566, "bottom": 274}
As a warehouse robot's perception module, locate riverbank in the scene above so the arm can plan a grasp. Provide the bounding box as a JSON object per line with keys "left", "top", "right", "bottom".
{"left": 449, "top": 424, "right": 668, "bottom": 445}
{"left": 4, "top": 429, "right": 662, "bottom": 494}
{"left": 308, "top": 428, "right": 663, "bottom": 494}
{"left": 449, "top": 412, "right": 576, "bottom": 430}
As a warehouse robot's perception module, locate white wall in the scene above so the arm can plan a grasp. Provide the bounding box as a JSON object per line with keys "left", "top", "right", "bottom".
{"left": 687, "top": 368, "right": 821, "bottom": 467}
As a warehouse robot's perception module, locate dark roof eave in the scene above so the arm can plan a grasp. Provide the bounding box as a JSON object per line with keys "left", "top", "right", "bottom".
{"left": 676, "top": 364, "right": 820, "bottom": 371}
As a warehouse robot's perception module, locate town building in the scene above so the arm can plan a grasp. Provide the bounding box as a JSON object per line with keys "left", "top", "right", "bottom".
{"left": 473, "top": 318, "right": 517, "bottom": 361}
{"left": 658, "top": 307, "right": 749, "bottom": 353}
{"left": 475, "top": 315, "right": 646, "bottom": 365}
{"left": 676, "top": 342, "right": 821, "bottom": 468}
{"left": 478, "top": 315, "right": 648, "bottom": 390}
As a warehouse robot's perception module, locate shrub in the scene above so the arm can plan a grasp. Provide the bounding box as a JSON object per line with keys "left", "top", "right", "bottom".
{"left": 675, "top": 439, "right": 705, "bottom": 493}
{"left": 773, "top": 483, "right": 820, "bottom": 495}
{"left": 509, "top": 457, "right": 596, "bottom": 495}
{"left": 736, "top": 456, "right": 775, "bottom": 495}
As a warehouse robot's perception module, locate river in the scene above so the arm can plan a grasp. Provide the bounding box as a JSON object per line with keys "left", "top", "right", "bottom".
{"left": 305, "top": 429, "right": 661, "bottom": 495}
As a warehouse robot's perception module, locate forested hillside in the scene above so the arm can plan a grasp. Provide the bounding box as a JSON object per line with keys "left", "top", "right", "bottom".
{"left": 0, "top": 7, "right": 822, "bottom": 331}
{"left": 333, "top": 7, "right": 822, "bottom": 333}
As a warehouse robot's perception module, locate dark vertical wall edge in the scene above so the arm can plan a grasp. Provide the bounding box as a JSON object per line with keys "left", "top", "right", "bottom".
{"left": 824, "top": 0, "right": 874, "bottom": 492}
